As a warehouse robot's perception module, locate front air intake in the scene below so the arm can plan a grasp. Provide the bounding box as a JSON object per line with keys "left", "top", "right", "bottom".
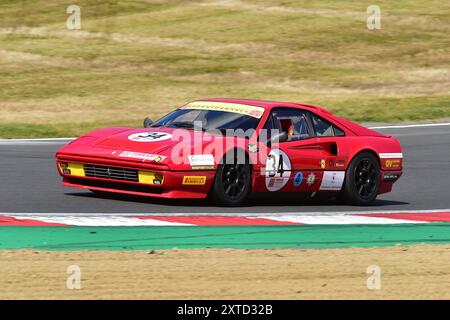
{"left": 84, "top": 164, "right": 139, "bottom": 182}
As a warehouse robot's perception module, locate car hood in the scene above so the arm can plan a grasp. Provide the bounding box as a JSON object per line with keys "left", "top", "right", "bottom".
{"left": 56, "top": 126, "right": 240, "bottom": 170}
{"left": 92, "top": 127, "right": 180, "bottom": 153}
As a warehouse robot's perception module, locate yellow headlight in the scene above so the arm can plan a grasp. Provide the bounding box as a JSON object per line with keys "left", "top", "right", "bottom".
{"left": 59, "top": 162, "right": 69, "bottom": 169}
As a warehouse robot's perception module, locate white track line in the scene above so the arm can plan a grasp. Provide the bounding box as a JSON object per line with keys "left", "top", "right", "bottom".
{"left": 1, "top": 209, "right": 449, "bottom": 217}
{"left": 7, "top": 214, "right": 423, "bottom": 226}
{"left": 0, "top": 138, "right": 75, "bottom": 145}
{"left": 369, "top": 122, "right": 450, "bottom": 129}
{"left": 9, "top": 215, "right": 192, "bottom": 226}
{"left": 0, "top": 137, "right": 76, "bottom": 141}
{"left": 259, "top": 215, "right": 422, "bottom": 225}
{"left": 6, "top": 210, "right": 448, "bottom": 226}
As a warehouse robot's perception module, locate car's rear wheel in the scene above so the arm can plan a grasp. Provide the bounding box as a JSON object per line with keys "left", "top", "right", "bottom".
{"left": 211, "top": 150, "right": 251, "bottom": 206}
{"left": 342, "top": 151, "right": 380, "bottom": 205}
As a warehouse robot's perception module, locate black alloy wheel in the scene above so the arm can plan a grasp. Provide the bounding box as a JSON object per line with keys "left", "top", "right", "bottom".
{"left": 211, "top": 150, "right": 251, "bottom": 206}
{"left": 342, "top": 151, "right": 381, "bottom": 205}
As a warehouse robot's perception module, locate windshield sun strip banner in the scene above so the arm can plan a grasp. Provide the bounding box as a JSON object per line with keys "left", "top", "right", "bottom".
{"left": 181, "top": 101, "right": 265, "bottom": 119}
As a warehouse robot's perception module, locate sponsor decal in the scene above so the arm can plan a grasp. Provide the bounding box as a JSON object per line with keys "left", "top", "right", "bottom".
{"left": 380, "top": 154, "right": 403, "bottom": 168}
{"left": 118, "top": 151, "right": 166, "bottom": 162}
{"left": 306, "top": 173, "right": 316, "bottom": 186}
{"left": 384, "top": 159, "right": 402, "bottom": 169}
{"left": 335, "top": 159, "right": 346, "bottom": 168}
{"left": 321, "top": 159, "right": 326, "bottom": 169}
{"left": 319, "top": 171, "right": 345, "bottom": 191}
{"left": 383, "top": 173, "right": 400, "bottom": 182}
{"left": 128, "top": 132, "right": 172, "bottom": 142}
{"left": 182, "top": 101, "right": 265, "bottom": 119}
{"left": 182, "top": 176, "right": 207, "bottom": 185}
{"left": 153, "top": 155, "right": 163, "bottom": 163}
{"left": 191, "top": 165, "right": 215, "bottom": 170}
{"left": 188, "top": 154, "right": 215, "bottom": 168}
{"left": 293, "top": 172, "right": 303, "bottom": 187}
{"left": 267, "top": 177, "right": 286, "bottom": 189}
{"left": 265, "top": 149, "right": 291, "bottom": 192}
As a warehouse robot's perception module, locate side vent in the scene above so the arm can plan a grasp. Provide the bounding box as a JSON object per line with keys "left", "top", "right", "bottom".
{"left": 330, "top": 142, "right": 338, "bottom": 156}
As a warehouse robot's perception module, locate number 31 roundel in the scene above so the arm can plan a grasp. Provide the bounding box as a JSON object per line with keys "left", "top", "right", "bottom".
{"left": 265, "top": 148, "right": 292, "bottom": 192}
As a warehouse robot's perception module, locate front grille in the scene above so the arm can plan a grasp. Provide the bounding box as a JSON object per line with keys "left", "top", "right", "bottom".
{"left": 66, "top": 177, "right": 164, "bottom": 194}
{"left": 84, "top": 164, "right": 139, "bottom": 182}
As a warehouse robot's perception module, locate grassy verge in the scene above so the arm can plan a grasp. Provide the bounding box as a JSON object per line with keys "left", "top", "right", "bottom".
{"left": 1, "top": 0, "right": 449, "bottom": 138}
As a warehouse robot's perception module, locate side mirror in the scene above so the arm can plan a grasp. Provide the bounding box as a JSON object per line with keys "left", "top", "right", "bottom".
{"left": 143, "top": 117, "right": 153, "bottom": 128}
{"left": 270, "top": 131, "right": 288, "bottom": 144}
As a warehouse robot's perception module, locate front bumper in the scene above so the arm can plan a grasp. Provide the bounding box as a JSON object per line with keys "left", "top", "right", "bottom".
{"left": 56, "top": 156, "right": 215, "bottom": 199}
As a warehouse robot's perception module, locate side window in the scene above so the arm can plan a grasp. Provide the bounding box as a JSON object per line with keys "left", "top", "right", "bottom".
{"left": 311, "top": 114, "right": 345, "bottom": 137}
{"left": 271, "top": 108, "right": 312, "bottom": 142}
{"left": 333, "top": 125, "right": 346, "bottom": 137}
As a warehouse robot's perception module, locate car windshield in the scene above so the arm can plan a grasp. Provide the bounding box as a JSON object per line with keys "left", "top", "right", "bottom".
{"left": 151, "top": 109, "right": 262, "bottom": 133}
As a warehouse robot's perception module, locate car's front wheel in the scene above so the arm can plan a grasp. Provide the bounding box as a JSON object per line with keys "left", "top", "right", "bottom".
{"left": 211, "top": 151, "right": 251, "bottom": 206}
{"left": 342, "top": 151, "right": 381, "bottom": 205}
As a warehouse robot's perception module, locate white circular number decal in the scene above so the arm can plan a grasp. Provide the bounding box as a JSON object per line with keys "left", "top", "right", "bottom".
{"left": 128, "top": 132, "right": 172, "bottom": 142}
{"left": 265, "top": 148, "right": 291, "bottom": 192}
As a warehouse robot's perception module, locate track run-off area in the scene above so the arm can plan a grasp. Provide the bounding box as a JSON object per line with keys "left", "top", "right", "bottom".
{"left": 1, "top": 123, "right": 450, "bottom": 250}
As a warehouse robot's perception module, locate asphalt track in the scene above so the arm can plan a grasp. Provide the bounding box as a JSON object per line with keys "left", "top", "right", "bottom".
{"left": 0, "top": 124, "right": 449, "bottom": 214}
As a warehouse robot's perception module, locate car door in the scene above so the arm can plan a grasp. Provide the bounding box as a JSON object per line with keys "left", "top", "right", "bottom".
{"left": 257, "top": 107, "right": 341, "bottom": 193}
{"left": 305, "top": 112, "right": 348, "bottom": 192}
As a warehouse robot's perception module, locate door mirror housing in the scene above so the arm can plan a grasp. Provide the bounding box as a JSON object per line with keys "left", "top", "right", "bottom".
{"left": 143, "top": 117, "right": 153, "bottom": 128}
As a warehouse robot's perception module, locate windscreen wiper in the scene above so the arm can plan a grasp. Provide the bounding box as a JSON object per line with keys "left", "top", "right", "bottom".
{"left": 168, "top": 122, "right": 207, "bottom": 131}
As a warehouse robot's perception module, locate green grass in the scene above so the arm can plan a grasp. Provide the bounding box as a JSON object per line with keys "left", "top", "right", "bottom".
{"left": 0, "top": 0, "right": 449, "bottom": 138}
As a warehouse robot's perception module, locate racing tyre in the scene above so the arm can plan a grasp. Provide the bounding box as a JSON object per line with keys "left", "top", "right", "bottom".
{"left": 212, "top": 150, "right": 251, "bottom": 206}
{"left": 342, "top": 151, "right": 381, "bottom": 205}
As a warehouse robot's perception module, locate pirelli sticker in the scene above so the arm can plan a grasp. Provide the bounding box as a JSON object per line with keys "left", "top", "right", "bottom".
{"left": 182, "top": 101, "right": 265, "bottom": 119}
{"left": 182, "top": 176, "right": 207, "bottom": 185}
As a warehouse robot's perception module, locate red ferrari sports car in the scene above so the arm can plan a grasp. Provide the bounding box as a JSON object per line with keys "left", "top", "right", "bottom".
{"left": 56, "top": 98, "right": 403, "bottom": 206}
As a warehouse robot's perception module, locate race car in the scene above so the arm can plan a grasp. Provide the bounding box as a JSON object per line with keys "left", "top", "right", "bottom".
{"left": 56, "top": 98, "right": 403, "bottom": 206}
